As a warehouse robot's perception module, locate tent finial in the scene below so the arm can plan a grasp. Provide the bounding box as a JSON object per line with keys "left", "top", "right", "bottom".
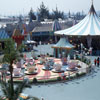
{"left": 92, "top": 0, "right": 93, "bottom": 5}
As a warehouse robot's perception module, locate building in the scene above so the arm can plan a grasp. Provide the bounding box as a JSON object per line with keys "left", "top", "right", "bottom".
{"left": 32, "top": 19, "right": 74, "bottom": 42}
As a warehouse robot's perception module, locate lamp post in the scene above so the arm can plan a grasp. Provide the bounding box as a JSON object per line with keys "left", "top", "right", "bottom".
{"left": 80, "top": 43, "right": 83, "bottom": 61}
{"left": 88, "top": 47, "right": 92, "bottom": 64}
{"left": 39, "top": 41, "right": 41, "bottom": 56}
{"left": 89, "top": 47, "right": 92, "bottom": 56}
{"left": 81, "top": 43, "right": 83, "bottom": 54}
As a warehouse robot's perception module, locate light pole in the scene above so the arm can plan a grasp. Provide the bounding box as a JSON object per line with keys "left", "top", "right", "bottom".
{"left": 89, "top": 47, "right": 92, "bottom": 56}
{"left": 80, "top": 43, "right": 83, "bottom": 61}
{"left": 88, "top": 47, "right": 92, "bottom": 64}
{"left": 39, "top": 41, "right": 41, "bottom": 56}
{"left": 81, "top": 43, "right": 83, "bottom": 54}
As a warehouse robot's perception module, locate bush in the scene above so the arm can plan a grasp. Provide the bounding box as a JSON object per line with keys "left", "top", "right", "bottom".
{"left": 33, "top": 78, "right": 38, "bottom": 83}
{"left": 50, "top": 55, "right": 53, "bottom": 57}
{"left": 76, "top": 73, "right": 80, "bottom": 77}
{"left": 18, "top": 44, "right": 25, "bottom": 53}
{"left": 47, "top": 53, "right": 49, "bottom": 56}
{"left": 76, "top": 72, "right": 86, "bottom": 78}
{"left": 79, "top": 72, "right": 86, "bottom": 76}
{"left": 70, "top": 76, "right": 75, "bottom": 79}
{"left": 57, "top": 77, "right": 61, "bottom": 81}
{"left": 38, "top": 55, "right": 40, "bottom": 57}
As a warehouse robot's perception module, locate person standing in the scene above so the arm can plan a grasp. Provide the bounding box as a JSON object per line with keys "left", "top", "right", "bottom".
{"left": 97, "top": 57, "right": 99, "bottom": 66}
{"left": 94, "top": 58, "right": 97, "bottom": 66}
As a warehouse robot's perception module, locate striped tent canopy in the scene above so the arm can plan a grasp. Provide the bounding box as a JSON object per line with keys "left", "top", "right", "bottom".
{"left": 55, "top": 3, "right": 100, "bottom": 36}
{"left": 52, "top": 37, "right": 75, "bottom": 49}
{"left": 0, "top": 28, "right": 9, "bottom": 39}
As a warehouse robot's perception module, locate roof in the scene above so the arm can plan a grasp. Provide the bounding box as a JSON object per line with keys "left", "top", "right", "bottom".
{"left": 32, "top": 22, "right": 70, "bottom": 33}
{"left": 32, "top": 24, "right": 52, "bottom": 32}
{"left": 0, "top": 28, "right": 9, "bottom": 39}
{"left": 55, "top": 3, "right": 100, "bottom": 36}
{"left": 52, "top": 37, "right": 74, "bottom": 49}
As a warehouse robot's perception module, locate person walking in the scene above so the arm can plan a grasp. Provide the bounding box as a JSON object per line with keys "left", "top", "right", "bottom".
{"left": 94, "top": 58, "right": 97, "bottom": 66}
{"left": 97, "top": 57, "right": 100, "bottom": 67}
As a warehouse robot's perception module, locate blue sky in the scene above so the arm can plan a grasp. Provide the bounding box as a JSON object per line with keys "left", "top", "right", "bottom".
{"left": 0, "top": 0, "right": 100, "bottom": 16}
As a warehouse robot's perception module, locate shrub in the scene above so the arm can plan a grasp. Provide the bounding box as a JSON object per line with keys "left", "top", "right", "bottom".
{"left": 76, "top": 73, "right": 80, "bottom": 77}
{"left": 50, "top": 55, "right": 53, "bottom": 57}
{"left": 57, "top": 77, "right": 61, "bottom": 81}
{"left": 33, "top": 78, "right": 38, "bottom": 83}
{"left": 47, "top": 53, "right": 49, "bottom": 56}
{"left": 70, "top": 76, "right": 74, "bottom": 79}
{"left": 38, "top": 55, "right": 40, "bottom": 57}
{"left": 80, "top": 72, "right": 86, "bottom": 76}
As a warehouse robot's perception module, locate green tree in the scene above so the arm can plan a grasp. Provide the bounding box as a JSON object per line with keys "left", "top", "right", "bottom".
{"left": 29, "top": 8, "right": 36, "bottom": 22}
{"left": 37, "top": 2, "right": 50, "bottom": 21}
{"left": 51, "top": 7, "right": 64, "bottom": 20}
{"left": 2, "top": 39, "right": 19, "bottom": 99}
{"left": 0, "top": 38, "right": 39, "bottom": 100}
{"left": 0, "top": 79, "right": 31, "bottom": 100}
{"left": 1, "top": 39, "right": 29, "bottom": 100}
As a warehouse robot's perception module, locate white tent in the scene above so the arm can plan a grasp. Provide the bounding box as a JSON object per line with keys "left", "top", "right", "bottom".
{"left": 52, "top": 37, "right": 74, "bottom": 58}
{"left": 55, "top": 3, "right": 100, "bottom": 36}
{"left": 52, "top": 37, "right": 74, "bottom": 49}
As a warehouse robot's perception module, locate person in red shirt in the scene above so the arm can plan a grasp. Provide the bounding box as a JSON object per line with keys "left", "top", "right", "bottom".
{"left": 97, "top": 57, "right": 99, "bottom": 67}
{"left": 94, "top": 58, "right": 96, "bottom": 66}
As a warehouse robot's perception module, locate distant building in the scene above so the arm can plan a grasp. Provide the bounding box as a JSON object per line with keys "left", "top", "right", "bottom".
{"left": 32, "top": 19, "right": 73, "bottom": 42}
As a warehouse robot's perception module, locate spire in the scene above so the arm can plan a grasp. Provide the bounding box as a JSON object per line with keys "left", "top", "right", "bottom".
{"left": 89, "top": 0, "right": 96, "bottom": 14}
{"left": 92, "top": 0, "right": 93, "bottom": 5}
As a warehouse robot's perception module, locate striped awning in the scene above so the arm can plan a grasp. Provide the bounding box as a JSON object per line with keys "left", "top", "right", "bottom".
{"left": 55, "top": 4, "right": 100, "bottom": 36}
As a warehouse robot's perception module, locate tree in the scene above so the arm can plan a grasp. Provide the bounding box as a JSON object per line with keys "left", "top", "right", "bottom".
{"left": 68, "top": 10, "right": 71, "bottom": 18}
{"left": 37, "top": 2, "right": 50, "bottom": 21}
{"left": 1, "top": 38, "right": 30, "bottom": 100}
{"left": 2, "top": 38, "right": 19, "bottom": 100}
{"left": 29, "top": 8, "right": 36, "bottom": 22}
{"left": 0, "top": 79, "right": 31, "bottom": 100}
{"left": 51, "top": 7, "right": 64, "bottom": 20}
{"left": 18, "top": 15, "right": 23, "bottom": 23}
{"left": 0, "top": 38, "right": 39, "bottom": 100}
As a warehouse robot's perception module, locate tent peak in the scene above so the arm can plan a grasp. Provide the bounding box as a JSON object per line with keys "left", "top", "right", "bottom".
{"left": 89, "top": 0, "right": 96, "bottom": 14}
